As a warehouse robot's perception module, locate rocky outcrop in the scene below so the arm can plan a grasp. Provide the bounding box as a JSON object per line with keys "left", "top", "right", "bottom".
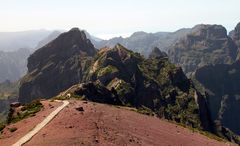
{"left": 74, "top": 82, "right": 122, "bottom": 105}
{"left": 148, "top": 47, "right": 168, "bottom": 59}
{"left": 168, "top": 24, "right": 238, "bottom": 75}
{"left": 19, "top": 28, "right": 97, "bottom": 103}
{"left": 230, "top": 22, "right": 240, "bottom": 59}
{"left": 194, "top": 60, "right": 240, "bottom": 135}
{"left": 77, "top": 44, "right": 212, "bottom": 130}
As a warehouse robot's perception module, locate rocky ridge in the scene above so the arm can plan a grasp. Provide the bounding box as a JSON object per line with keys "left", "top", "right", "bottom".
{"left": 19, "top": 28, "right": 97, "bottom": 103}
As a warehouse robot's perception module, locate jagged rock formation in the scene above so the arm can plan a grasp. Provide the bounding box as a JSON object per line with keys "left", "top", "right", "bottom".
{"left": 194, "top": 60, "right": 240, "bottom": 135}
{"left": 73, "top": 44, "right": 212, "bottom": 130}
{"left": 168, "top": 24, "right": 238, "bottom": 75}
{"left": 0, "top": 48, "right": 31, "bottom": 82}
{"left": 19, "top": 28, "right": 97, "bottom": 103}
{"left": 94, "top": 29, "right": 191, "bottom": 56}
{"left": 148, "top": 47, "right": 168, "bottom": 59}
{"left": 74, "top": 82, "right": 122, "bottom": 105}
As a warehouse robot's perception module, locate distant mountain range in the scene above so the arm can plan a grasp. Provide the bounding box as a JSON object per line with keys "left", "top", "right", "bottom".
{"left": 94, "top": 29, "right": 191, "bottom": 56}
{"left": 0, "top": 48, "right": 31, "bottom": 82}
{"left": 168, "top": 24, "right": 238, "bottom": 75}
{"left": 0, "top": 30, "right": 53, "bottom": 52}
{"left": 1, "top": 23, "right": 240, "bottom": 83}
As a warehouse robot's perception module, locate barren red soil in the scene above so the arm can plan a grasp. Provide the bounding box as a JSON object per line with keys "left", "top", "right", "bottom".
{"left": 2, "top": 99, "right": 233, "bottom": 146}
{"left": 0, "top": 99, "right": 236, "bottom": 146}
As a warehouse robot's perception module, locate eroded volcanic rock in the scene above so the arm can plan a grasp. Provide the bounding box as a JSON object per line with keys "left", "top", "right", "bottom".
{"left": 168, "top": 24, "right": 238, "bottom": 74}
{"left": 19, "top": 28, "right": 96, "bottom": 103}
{"left": 77, "top": 44, "right": 212, "bottom": 130}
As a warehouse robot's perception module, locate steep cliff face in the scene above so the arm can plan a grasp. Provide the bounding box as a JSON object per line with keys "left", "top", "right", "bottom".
{"left": 148, "top": 47, "right": 168, "bottom": 59}
{"left": 194, "top": 60, "right": 240, "bottom": 135}
{"left": 77, "top": 44, "right": 211, "bottom": 130}
{"left": 19, "top": 28, "right": 96, "bottom": 103}
{"left": 230, "top": 22, "right": 240, "bottom": 59}
{"left": 168, "top": 24, "right": 238, "bottom": 75}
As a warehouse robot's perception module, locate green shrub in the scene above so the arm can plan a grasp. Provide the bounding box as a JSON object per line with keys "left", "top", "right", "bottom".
{"left": 137, "top": 106, "right": 155, "bottom": 116}
{"left": 97, "top": 65, "right": 118, "bottom": 77}
{"left": 0, "top": 123, "right": 5, "bottom": 132}
{"left": 7, "top": 100, "right": 43, "bottom": 124}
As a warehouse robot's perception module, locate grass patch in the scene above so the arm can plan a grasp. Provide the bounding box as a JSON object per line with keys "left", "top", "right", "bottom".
{"left": 53, "top": 95, "right": 84, "bottom": 101}
{"left": 7, "top": 100, "right": 43, "bottom": 124}
{"left": 136, "top": 106, "right": 155, "bottom": 116}
{"left": 97, "top": 65, "right": 118, "bottom": 77}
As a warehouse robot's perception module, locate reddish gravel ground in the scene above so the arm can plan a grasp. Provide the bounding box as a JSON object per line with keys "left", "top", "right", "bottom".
{"left": 0, "top": 100, "right": 62, "bottom": 146}
{"left": 9, "top": 99, "right": 235, "bottom": 146}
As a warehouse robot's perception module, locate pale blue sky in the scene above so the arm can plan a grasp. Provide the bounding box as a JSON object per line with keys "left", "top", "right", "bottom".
{"left": 0, "top": 0, "right": 240, "bottom": 39}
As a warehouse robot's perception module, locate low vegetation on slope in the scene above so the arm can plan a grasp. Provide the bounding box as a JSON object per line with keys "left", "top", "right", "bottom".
{"left": 0, "top": 100, "right": 43, "bottom": 134}
{"left": 0, "top": 100, "right": 43, "bottom": 132}
{"left": 7, "top": 100, "right": 43, "bottom": 124}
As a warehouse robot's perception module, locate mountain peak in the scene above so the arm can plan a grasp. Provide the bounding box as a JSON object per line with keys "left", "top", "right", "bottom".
{"left": 131, "top": 31, "right": 148, "bottom": 37}
{"left": 62, "top": 27, "right": 89, "bottom": 42}
{"left": 19, "top": 28, "right": 97, "bottom": 103}
{"left": 191, "top": 24, "right": 227, "bottom": 39}
{"left": 234, "top": 22, "right": 240, "bottom": 39}
{"left": 69, "top": 27, "right": 80, "bottom": 32}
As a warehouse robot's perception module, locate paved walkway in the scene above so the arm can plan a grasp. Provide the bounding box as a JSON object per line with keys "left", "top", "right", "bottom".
{"left": 12, "top": 100, "right": 69, "bottom": 146}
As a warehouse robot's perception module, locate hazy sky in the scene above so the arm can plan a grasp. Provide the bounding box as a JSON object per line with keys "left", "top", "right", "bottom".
{"left": 0, "top": 0, "right": 240, "bottom": 39}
